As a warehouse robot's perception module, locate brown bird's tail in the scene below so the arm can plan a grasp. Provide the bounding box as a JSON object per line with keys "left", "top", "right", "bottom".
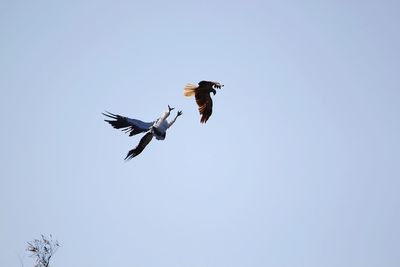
{"left": 183, "top": 84, "right": 197, "bottom": 97}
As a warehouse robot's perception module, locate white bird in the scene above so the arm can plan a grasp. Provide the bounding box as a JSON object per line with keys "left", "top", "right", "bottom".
{"left": 103, "top": 105, "right": 183, "bottom": 160}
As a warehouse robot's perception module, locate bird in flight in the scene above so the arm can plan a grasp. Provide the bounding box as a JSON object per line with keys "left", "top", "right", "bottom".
{"left": 103, "top": 105, "right": 183, "bottom": 160}
{"left": 183, "top": 80, "right": 224, "bottom": 123}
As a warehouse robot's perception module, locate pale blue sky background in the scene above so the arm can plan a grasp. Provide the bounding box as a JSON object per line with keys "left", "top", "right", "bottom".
{"left": 1, "top": 0, "right": 399, "bottom": 266}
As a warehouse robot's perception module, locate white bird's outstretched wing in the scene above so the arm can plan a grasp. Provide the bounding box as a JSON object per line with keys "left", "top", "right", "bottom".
{"left": 103, "top": 111, "right": 154, "bottom": 136}
{"left": 125, "top": 132, "right": 153, "bottom": 160}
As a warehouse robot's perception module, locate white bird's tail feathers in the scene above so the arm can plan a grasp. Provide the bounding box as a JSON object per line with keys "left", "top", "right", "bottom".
{"left": 183, "top": 84, "right": 197, "bottom": 97}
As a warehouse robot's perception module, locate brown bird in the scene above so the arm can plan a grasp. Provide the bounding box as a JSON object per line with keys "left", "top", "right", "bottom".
{"left": 183, "top": 81, "right": 224, "bottom": 123}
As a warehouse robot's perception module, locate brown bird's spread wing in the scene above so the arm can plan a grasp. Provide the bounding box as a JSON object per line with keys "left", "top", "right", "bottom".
{"left": 195, "top": 92, "right": 213, "bottom": 123}
{"left": 198, "top": 80, "right": 216, "bottom": 87}
{"left": 125, "top": 132, "right": 153, "bottom": 160}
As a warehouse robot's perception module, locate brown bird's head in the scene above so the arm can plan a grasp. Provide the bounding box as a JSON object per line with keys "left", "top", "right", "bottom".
{"left": 213, "top": 82, "right": 224, "bottom": 89}
{"left": 211, "top": 82, "right": 223, "bottom": 95}
{"left": 198, "top": 81, "right": 224, "bottom": 95}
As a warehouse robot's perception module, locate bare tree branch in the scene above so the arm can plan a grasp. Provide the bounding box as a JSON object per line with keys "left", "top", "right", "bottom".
{"left": 26, "top": 234, "right": 60, "bottom": 267}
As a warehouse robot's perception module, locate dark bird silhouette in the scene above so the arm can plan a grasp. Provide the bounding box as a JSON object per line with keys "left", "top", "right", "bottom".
{"left": 183, "top": 80, "right": 223, "bottom": 123}
{"left": 103, "top": 105, "right": 182, "bottom": 160}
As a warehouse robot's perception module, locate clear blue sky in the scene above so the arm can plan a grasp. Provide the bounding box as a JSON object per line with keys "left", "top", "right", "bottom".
{"left": 1, "top": 1, "right": 399, "bottom": 266}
